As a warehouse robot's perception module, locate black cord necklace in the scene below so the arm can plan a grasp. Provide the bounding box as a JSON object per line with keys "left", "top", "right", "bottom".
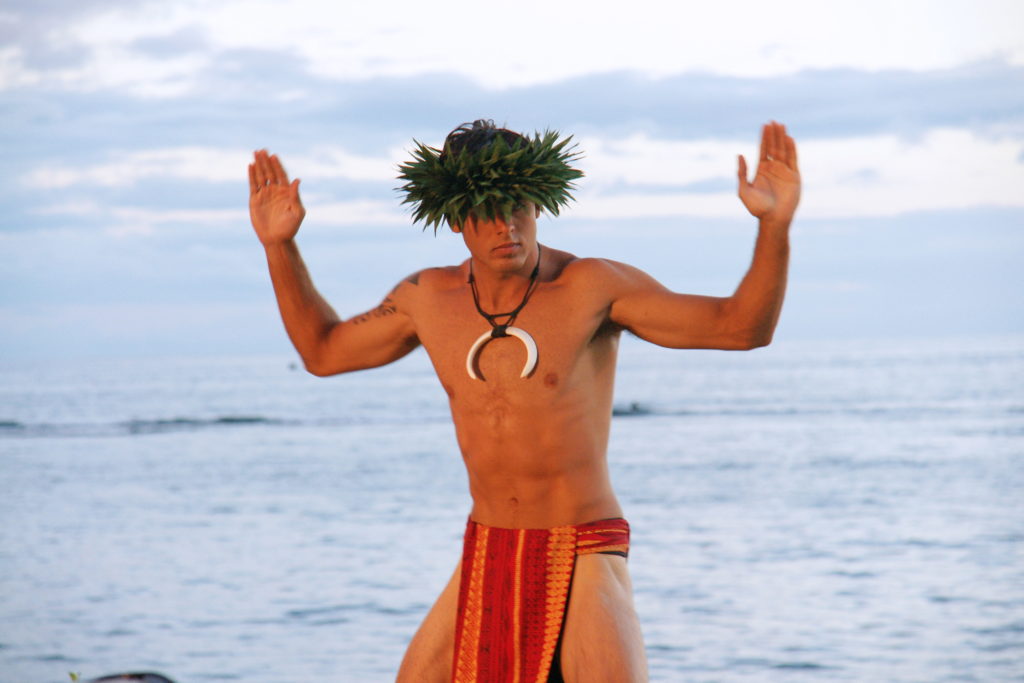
{"left": 465, "top": 245, "right": 542, "bottom": 380}
{"left": 468, "top": 244, "right": 542, "bottom": 338}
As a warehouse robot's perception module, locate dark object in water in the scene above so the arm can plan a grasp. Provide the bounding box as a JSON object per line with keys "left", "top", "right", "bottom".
{"left": 612, "top": 401, "right": 651, "bottom": 417}
{"left": 87, "top": 674, "right": 176, "bottom": 683}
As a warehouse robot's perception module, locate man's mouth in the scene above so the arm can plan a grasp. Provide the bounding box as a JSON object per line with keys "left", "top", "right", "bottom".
{"left": 492, "top": 242, "right": 520, "bottom": 254}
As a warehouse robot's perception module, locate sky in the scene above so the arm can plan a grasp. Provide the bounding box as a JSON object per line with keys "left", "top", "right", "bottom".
{"left": 2, "top": 0, "right": 1023, "bottom": 359}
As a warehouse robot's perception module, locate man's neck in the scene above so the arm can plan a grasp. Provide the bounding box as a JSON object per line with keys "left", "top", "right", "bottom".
{"left": 469, "top": 244, "right": 542, "bottom": 311}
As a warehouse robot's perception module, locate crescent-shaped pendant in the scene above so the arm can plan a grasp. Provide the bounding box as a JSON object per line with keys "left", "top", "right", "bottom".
{"left": 465, "top": 326, "right": 538, "bottom": 380}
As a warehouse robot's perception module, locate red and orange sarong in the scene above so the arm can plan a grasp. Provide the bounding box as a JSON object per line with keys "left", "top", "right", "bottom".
{"left": 451, "top": 518, "right": 630, "bottom": 683}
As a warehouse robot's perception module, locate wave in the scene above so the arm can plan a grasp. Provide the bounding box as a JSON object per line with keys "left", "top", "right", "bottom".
{"left": 610, "top": 402, "right": 982, "bottom": 421}
{"left": 0, "top": 401, "right": 998, "bottom": 439}
{"left": 122, "top": 416, "right": 285, "bottom": 434}
{"left": 0, "top": 415, "right": 291, "bottom": 439}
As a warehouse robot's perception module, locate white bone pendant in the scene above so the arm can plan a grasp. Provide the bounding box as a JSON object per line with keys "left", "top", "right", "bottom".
{"left": 465, "top": 326, "right": 538, "bottom": 380}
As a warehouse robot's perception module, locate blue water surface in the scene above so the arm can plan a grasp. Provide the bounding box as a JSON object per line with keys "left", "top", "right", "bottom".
{"left": 0, "top": 335, "right": 1021, "bottom": 682}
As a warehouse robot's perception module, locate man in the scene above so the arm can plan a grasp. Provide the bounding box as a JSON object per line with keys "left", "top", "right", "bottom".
{"left": 248, "top": 120, "right": 800, "bottom": 682}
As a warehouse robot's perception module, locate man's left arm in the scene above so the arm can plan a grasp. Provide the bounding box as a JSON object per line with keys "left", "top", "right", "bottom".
{"left": 608, "top": 121, "right": 801, "bottom": 350}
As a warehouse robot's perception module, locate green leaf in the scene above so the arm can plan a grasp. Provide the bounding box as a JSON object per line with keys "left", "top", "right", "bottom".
{"left": 396, "top": 126, "right": 585, "bottom": 234}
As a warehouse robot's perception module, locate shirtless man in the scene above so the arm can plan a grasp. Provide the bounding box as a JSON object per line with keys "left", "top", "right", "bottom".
{"left": 248, "top": 120, "right": 800, "bottom": 682}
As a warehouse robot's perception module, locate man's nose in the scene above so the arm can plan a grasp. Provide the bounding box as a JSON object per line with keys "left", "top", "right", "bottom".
{"left": 496, "top": 215, "right": 516, "bottom": 234}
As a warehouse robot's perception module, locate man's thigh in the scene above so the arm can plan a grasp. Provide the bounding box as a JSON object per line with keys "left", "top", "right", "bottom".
{"left": 395, "top": 561, "right": 460, "bottom": 683}
{"left": 559, "top": 554, "right": 648, "bottom": 683}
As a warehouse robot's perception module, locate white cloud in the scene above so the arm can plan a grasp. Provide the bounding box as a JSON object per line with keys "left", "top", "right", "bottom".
{"left": 106, "top": 206, "right": 247, "bottom": 236}
{"left": 308, "top": 200, "right": 408, "bottom": 227}
{"left": 799, "top": 128, "right": 1024, "bottom": 217}
{"left": 29, "top": 200, "right": 105, "bottom": 216}
{"left": 26, "top": 147, "right": 249, "bottom": 188}
{"left": 570, "top": 128, "right": 1024, "bottom": 220}
{"left": 27, "top": 195, "right": 403, "bottom": 234}
{"left": 5, "top": 0, "right": 1022, "bottom": 94}
{"left": 291, "top": 147, "right": 402, "bottom": 183}
{"left": 166, "top": 1, "right": 1024, "bottom": 86}
{"left": 22, "top": 129, "right": 1024, "bottom": 225}
{"left": 580, "top": 135, "right": 733, "bottom": 188}
{"left": 25, "top": 199, "right": 246, "bottom": 236}
{"left": 0, "top": 46, "right": 40, "bottom": 89}
{"left": 24, "top": 146, "right": 402, "bottom": 189}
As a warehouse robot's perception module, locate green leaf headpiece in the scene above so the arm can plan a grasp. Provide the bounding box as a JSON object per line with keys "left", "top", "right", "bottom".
{"left": 397, "top": 129, "right": 584, "bottom": 233}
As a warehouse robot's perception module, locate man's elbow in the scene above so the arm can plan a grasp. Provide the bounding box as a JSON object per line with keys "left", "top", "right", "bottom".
{"left": 745, "top": 333, "right": 773, "bottom": 350}
{"left": 303, "top": 361, "right": 333, "bottom": 377}
{"left": 731, "top": 327, "right": 774, "bottom": 350}
{"left": 298, "top": 330, "right": 349, "bottom": 376}
{"left": 301, "top": 351, "right": 345, "bottom": 377}
{"left": 716, "top": 301, "right": 776, "bottom": 350}
{"left": 747, "top": 324, "right": 778, "bottom": 349}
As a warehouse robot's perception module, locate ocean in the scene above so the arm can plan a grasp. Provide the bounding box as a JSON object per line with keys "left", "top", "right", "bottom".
{"left": 1, "top": 335, "right": 1021, "bottom": 682}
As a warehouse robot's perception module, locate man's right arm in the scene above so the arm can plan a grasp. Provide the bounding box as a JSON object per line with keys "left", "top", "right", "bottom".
{"left": 250, "top": 150, "right": 419, "bottom": 376}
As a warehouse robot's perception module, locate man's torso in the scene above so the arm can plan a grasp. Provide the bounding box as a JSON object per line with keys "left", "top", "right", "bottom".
{"left": 400, "top": 247, "right": 624, "bottom": 528}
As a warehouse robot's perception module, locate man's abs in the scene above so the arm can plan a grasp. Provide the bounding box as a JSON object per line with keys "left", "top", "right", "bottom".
{"left": 450, "top": 389, "right": 622, "bottom": 529}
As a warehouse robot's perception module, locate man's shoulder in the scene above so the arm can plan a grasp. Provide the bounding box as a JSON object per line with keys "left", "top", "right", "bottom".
{"left": 390, "top": 265, "right": 464, "bottom": 309}
{"left": 554, "top": 254, "right": 637, "bottom": 286}
{"left": 400, "top": 264, "right": 464, "bottom": 289}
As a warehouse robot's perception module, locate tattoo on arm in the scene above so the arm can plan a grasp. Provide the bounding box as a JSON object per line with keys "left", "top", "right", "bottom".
{"left": 351, "top": 296, "right": 397, "bottom": 325}
{"left": 350, "top": 271, "right": 420, "bottom": 325}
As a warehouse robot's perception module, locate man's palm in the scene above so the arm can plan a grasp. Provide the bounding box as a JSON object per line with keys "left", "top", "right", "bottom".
{"left": 737, "top": 122, "right": 801, "bottom": 223}
{"left": 249, "top": 150, "right": 305, "bottom": 245}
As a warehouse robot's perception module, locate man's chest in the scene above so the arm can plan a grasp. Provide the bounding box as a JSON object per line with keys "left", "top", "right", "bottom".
{"left": 412, "top": 285, "right": 614, "bottom": 388}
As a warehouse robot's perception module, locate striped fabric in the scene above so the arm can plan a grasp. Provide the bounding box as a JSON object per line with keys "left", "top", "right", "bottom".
{"left": 451, "top": 518, "right": 631, "bottom": 683}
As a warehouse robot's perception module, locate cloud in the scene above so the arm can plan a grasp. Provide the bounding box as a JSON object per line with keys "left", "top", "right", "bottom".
{"left": 501, "top": 62, "right": 1024, "bottom": 141}
{"left": 25, "top": 147, "right": 253, "bottom": 189}
{"left": 0, "top": 0, "right": 151, "bottom": 74}
{"left": 9, "top": 0, "right": 1023, "bottom": 91}
{"left": 17, "top": 123, "right": 1024, "bottom": 230}
{"left": 22, "top": 144, "right": 400, "bottom": 189}
{"left": 20, "top": 199, "right": 245, "bottom": 236}
{"left": 3, "top": 1, "right": 1023, "bottom": 360}
{"left": 104, "top": 206, "right": 247, "bottom": 236}
{"left": 5, "top": 58, "right": 1022, "bottom": 174}
{"left": 130, "top": 24, "right": 208, "bottom": 58}
{"left": 5, "top": 0, "right": 1023, "bottom": 101}
{"left": 309, "top": 200, "right": 407, "bottom": 227}
{"left": 566, "top": 127, "right": 1024, "bottom": 220}
{"left": 798, "top": 128, "right": 1024, "bottom": 217}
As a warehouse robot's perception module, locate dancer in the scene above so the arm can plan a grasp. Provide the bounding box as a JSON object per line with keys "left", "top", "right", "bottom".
{"left": 248, "top": 119, "right": 800, "bottom": 682}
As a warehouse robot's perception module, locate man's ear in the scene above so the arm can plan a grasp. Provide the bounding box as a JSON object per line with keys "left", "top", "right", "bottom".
{"left": 449, "top": 221, "right": 462, "bottom": 234}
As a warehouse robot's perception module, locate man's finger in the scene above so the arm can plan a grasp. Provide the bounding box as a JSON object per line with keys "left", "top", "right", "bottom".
{"left": 248, "top": 163, "right": 258, "bottom": 194}
{"left": 768, "top": 121, "right": 782, "bottom": 161}
{"left": 270, "top": 154, "right": 289, "bottom": 185}
{"left": 737, "top": 155, "right": 748, "bottom": 189}
{"left": 785, "top": 134, "right": 798, "bottom": 171}
{"left": 254, "top": 150, "right": 270, "bottom": 186}
{"left": 759, "top": 124, "right": 770, "bottom": 162}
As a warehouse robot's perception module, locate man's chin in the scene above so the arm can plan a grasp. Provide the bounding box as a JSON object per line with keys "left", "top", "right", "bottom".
{"left": 493, "top": 253, "right": 530, "bottom": 272}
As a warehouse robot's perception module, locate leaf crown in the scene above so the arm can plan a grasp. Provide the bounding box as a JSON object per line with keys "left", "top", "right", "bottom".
{"left": 397, "top": 127, "right": 584, "bottom": 233}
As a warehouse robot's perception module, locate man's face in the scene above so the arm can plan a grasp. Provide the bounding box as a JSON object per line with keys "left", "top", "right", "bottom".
{"left": 452, "top": 203, "right": 540, "bottom": 274}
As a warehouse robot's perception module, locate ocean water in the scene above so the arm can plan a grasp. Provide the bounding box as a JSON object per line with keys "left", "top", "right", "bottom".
{"left": 0, "top": 335, "right": 1021, "bottom": 682}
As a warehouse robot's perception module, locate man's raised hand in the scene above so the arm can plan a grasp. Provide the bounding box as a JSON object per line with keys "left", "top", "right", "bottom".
{"left": 737, "top": 122, "right": 801, "bottom": 227}
{"left": 249, "top": 150, "right": 306, "bottom": 246}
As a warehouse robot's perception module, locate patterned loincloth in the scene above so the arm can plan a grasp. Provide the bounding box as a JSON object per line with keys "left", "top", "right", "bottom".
{"left": 451, "top": 517, "right": 630, "bottom": 682}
